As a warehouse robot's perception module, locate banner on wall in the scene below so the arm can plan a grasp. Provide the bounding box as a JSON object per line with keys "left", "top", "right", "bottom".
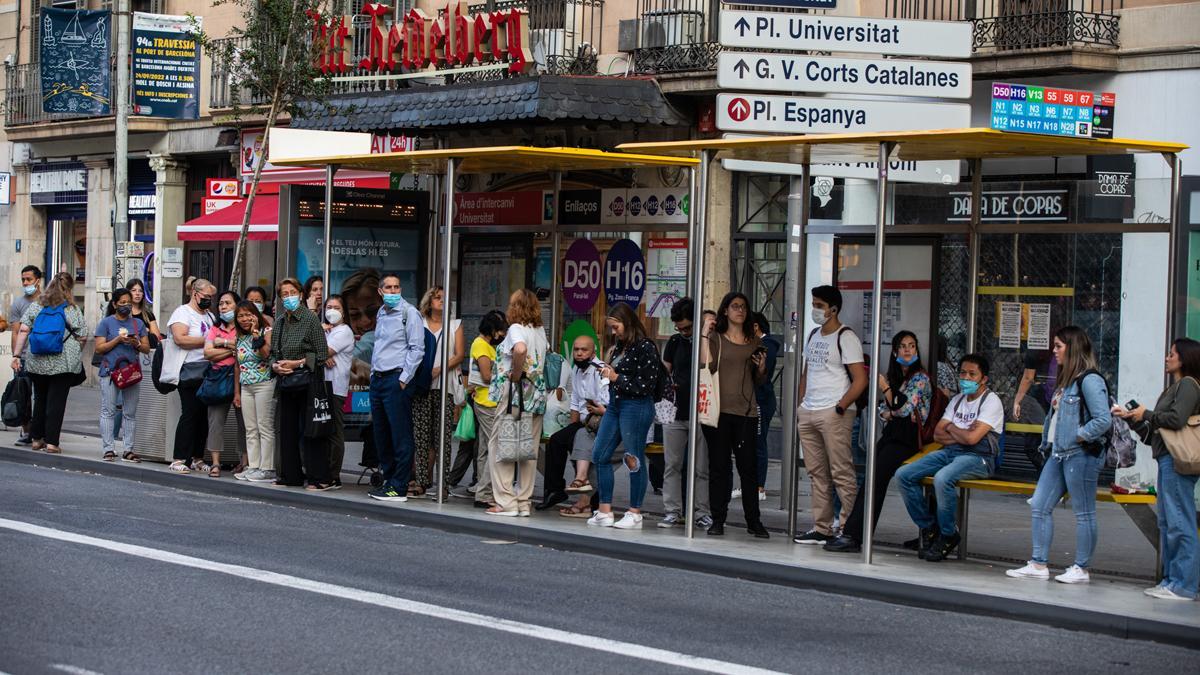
{"left": 40, "top": 8, "right": 112, "bottom": 115}
{"left": 604, "top": 239, "right": 646, "bottom": 308}
{"left": 132, "top": 12, "right": 201, "bottom": 119}
{"left": 562, "top": 238, "right": 602, "bottom": 314}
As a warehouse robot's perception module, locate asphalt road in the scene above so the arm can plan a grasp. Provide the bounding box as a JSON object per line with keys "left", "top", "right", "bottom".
{"left": 0, "top": 462, "right": 1192, "bottom": 675}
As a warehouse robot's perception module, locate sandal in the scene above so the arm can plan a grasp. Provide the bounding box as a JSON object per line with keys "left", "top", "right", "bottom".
{"left": 565, "top": 479, "right": 594, "bottom": 494}
{"left": 208, "top": 465, "right": 221, "bottom": 478}
{"left": 407, "top": 486, "right": 428, "bottom": 498}
{"left": 31, "top": 440, "right": 46, "bottom": 451}
{"left": 190, "top": 460, "right": 212, "bottom": 473}
{"left": 44, "top": 445, "right": 61, "bottom": 454}
{"left": 559, "top": 503, "right": 593, "bottom": 518}
{"left": 169, "top": 460, "right": 190, "bottom": 473}
{"left": 121, "top": 451, "right": 142, "bottom": 464}
{"left": 306, "top": 483, "right": 334, "bottom": 492}
{"left": 102, "top": 451, "right": 117, "bottom": 461}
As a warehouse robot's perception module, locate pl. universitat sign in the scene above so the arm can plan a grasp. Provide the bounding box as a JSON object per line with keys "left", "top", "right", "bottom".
{"left": 307, "top": 1, "right": 533, "bottom": 76}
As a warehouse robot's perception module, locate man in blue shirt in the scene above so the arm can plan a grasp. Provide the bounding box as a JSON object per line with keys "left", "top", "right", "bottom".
{"left": 367, "top": 273, "right": 425, "bottom": 502}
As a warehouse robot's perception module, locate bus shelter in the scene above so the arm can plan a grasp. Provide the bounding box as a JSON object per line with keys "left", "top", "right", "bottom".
{"left": 617, "top": 128, "right": 1187, "bottom": 562}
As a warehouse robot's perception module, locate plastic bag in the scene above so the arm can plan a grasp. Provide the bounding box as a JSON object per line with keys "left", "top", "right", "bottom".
{"left": 454, "top": 402, "right": 476, "bottom": 441}
{"left": 543, "top": 388, "right": 572, "bottom": 439}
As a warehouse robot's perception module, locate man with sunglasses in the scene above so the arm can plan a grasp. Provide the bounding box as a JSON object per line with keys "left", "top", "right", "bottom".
{"left": 167, "top": 279, "right": 216, "bottom": 473}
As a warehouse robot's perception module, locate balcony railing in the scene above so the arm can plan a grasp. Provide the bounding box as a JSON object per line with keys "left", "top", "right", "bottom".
{"left": 209, "top": 0, "right": 605, "bottom": 110}
{"left": 4, "top": 63, "right": 114, "bottom": 127}
{"left": 887, "top": 0, "right": 1121, "bottom": 52}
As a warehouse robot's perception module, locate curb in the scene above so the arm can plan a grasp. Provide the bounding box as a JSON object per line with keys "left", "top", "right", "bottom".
{"left": 3, "top": 446, "right": 1194, "bottom": 649}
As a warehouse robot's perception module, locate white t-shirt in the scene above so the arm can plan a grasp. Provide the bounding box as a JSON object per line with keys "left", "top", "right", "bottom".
{"left": 802, "top": 327, "right": 864, "bottom": 411}
{"left": 167, "top": 304, "right": 213, "bottom": 364}
{"left": 943, "top": 390, "right": 1005, "bottom": 433}
{"left": 498, "top": 323, "right": 549, "bottom": 377}
{"left": 423, "top": 317, "right": 461, "bottom": 390}
{"left": 324, "top": 323, "right": 354, "bottom": 398}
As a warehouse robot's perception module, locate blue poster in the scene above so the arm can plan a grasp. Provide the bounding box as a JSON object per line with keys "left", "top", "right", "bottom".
{"left": 604, "top": 238, "right": 645, "bottom": 308}
{"left": 40, "top": 8, "right": 111, "bottom": 115}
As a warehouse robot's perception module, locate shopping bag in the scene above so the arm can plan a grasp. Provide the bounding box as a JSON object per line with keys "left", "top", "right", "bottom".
{"left": 542, "top": 389, "right": 572, "bottom": 439}
{"left": 696, "top": 337, "right": 721, "bottom": 428}
{"left": 305, "top": 374, "right": 334, "bottom": 439}
{"left": 454, "top": 402, "right": 476, "bottom": 441}
{"left": 495, "top": 380, "right": 537, "bottom": 462}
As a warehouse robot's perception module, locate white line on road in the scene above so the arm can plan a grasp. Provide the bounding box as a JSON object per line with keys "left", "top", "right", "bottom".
{"left": 50, "top": 665, "right": 104, "bottom": 675}
{"left": 1, "top": 518, "right": 786, "bottom": 675}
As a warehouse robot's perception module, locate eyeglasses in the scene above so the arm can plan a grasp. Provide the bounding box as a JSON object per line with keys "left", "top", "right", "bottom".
{"left": 728, "top": 303, "right": 748, "bottom": 311}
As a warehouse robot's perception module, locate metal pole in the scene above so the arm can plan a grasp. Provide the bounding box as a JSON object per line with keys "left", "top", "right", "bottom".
{"left": 965, "top": 158, "right": 983, "bottom": 352}
{"left": 322, "top": 164, "right": 335, "bottom": 288}
{"left": 684, "top": 150, "right": 710, "bottom": 539}
{"left": 550, "top": 171, "right": 562, "bottom": 351}
{"left": 1165, "top": 153, "right": 1181, "bottom": 361}
{"left": 436, "top": 158, "right": 457, "bottom": 504}
{"left": 786, "top": 166, "right": 811, "bottom": 540}
{"left": 862, "top": 142, "right": 894, "bottom": 564}
{"left": 113, "top": 0, "right": 130, "bottom": 287}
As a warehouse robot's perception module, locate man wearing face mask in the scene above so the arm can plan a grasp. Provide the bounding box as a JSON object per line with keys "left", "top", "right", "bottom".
{"left": 794, "top": 285, "right": 867, "bottom": 546}
{"left": 366, "top": 273, "right": 425, "bottom": 502}
{"left": 897, "top": 354, "right": 1004, "bottom": 562}
{"left": 537, "top": 335, "right": 609, "bottom": 513}
{"left": 166, "top": 279, "right": 216, "bottom": 473}
{"left": 8, "top": 265, "right": 42, "bottom": 445}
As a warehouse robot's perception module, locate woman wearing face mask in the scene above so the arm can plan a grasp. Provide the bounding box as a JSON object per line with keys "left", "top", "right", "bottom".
{"left": 271, "top": 277, "right": 330, "bottom": 490}
{"left": 232, "top": 300, "right": 275, "bottom": 483}
{"left": 201, "top": 291, "right": 241, "bottom": 478}
{"left": 410, "top": 285, "right": 466, "bottom": 498}
{"left": 243, "top": 286, "right": 274, "bottom": 328}
{"left": 125, "top": 278, "right": 160, "bottom": 342}
{"left": 323, "top": 294, "right": 354, "bottom": 488}
{"left": 465, "top": 310, "right": 508, "bottom": 508}
{"left": 95, "top": 288, "right": 150, "bottom": 462}
{"left": 825, "top": 331, "right": 931, "bottom": 553}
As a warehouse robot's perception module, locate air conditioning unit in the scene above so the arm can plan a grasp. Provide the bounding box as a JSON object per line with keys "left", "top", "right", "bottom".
{"left": 640, "top": 10, "right": 704, "bottom": 49}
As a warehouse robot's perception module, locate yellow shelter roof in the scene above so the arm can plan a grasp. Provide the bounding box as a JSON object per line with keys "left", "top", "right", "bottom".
{"left": 266, "top": 145, "right": 699, "bottom": 174}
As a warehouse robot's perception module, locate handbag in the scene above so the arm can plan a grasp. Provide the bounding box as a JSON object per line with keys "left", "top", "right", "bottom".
{"left": 196, "top": 364, "right": 235, "bottom": 405}
{"left": 69, "top": 364, "right": 87, "bottom": 388}
{"left": 178, "top": 360, "right": 209, "bottom": 388}
{"left": 277, "top": 367, "right": 312, "bottom": 392}
{"left": 654, "top": 385, "right": 677, "bottom": 425}
{"left": 454, "top": 402, "right": 476, "bottom": 441}
{"left": 1159, "top": 416, "right": 1200, "bottom": 475}
{"left": 696, "top": 336, "right": 721, "bottom": 428}
{"left": 495, "top": 379, "right": 537, "bottom": 462}
{"left": 304, "top": 374, "right": 334, "bottom": 438}
{"left": 110, "top": 357, "right": 143, "bottom": 390}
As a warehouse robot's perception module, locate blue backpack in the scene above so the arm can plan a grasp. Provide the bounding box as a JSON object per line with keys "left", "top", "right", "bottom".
{"left": 29, "top": 302, "right": 69, "bottom": 355}
{"left": 409, "top": 327, "right": 439, "bottom": 392}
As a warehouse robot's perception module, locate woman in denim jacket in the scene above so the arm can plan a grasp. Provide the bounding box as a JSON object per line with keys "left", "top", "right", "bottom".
{"left": 1007, "top": 326, "right": 1111, "bottom": 584}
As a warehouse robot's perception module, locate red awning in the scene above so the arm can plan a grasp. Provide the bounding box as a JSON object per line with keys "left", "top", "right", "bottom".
{"left": 178, "top": 195, "right": 279, "bottom": 241}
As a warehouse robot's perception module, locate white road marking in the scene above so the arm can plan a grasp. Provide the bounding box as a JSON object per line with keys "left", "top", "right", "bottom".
{"left": 1, "top": 518, "right": 784, "bottom": 675}
{"left": 50, "top": 665, "right": 104, "bottom": 675}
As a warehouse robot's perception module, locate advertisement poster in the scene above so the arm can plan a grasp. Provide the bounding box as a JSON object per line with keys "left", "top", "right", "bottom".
{"left": 834, "top": 243, "right": 933, "bottom": 362}
{"left": 1027, "top": 303, "right": 1051, "bottom": 349}
{"left": 562, "top": 238, "right": 602, "bottom": 313}
{"left": 604, "top": 238, "right": 645, "bottom": 308}
{"left": 998, "top": 302, "right": 1022, "bottom": 349}
{"left": 645, "top": 238, "right": 688, "bottom": 318}
{"left": 40, "top": 8, "right": 111, "bottom": 115}
{"left": 132, "top": 12, "right": 201, "bottom": 119}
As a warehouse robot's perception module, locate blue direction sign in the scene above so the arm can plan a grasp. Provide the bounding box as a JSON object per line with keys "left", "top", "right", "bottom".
{"left": 723, "top": 0, "right": 837, "bottom": 8}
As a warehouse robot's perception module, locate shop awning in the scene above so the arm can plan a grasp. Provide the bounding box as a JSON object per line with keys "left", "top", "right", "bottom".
{"left": 178, "top": 195, "right": 280, "bottom": 241}
{"left": 266, "top": 145, "right": 698, "bottom": 175}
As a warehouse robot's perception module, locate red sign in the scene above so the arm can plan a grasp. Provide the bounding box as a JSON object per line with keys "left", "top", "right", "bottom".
{"left": 370, "top": 133, "right": 419, "bottom": 154}
{"left": 206, "top": 178, "right": 240, "bottom": 199}
{"left": 454, "top": 191, "right": 544, "bottom": 227}
{"left": 727, "top": 97, "right": 750, "bottom": 122}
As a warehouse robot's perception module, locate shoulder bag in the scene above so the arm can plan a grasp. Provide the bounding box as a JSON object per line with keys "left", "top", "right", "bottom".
{"left": 1157, "top": 376, "right": 1200, "bottom": 475}
{"left": 110, "top": 357, "right": 143, "bottom": 390}
{"left": 495, "top": 378, "right": 537, "bottom": 462}
{"left": 696, "top": 336, "right": 721, "bottom": 428}
{"left": 196, "top": 364, "right": 234, "bottom": 405}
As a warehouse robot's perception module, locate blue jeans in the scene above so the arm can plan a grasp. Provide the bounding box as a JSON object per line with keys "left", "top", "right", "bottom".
{"left": 370, "top": 372, "right": 415, "bottom": 490}
{"left": 756, "top": 396, "right": 776, "bottom": 489}
{"left": 897, "top": 447, "right": 992, "bottom": 536}
{"left": 1157, "top": 454, "right": 1199, "bottom": 598}
{"left": 592, "top": 396, "right": 654, "bottom": 509}
{"left": 1030, "top": 451, "right": 1102, "bottom": 567}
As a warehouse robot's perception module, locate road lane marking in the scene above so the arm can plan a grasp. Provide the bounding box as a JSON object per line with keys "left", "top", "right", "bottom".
{"left": 50, "top": 665, "right": 104, "bottom": 675}
{"left": 1, "top": 518, "right": 785, "bottom": 675}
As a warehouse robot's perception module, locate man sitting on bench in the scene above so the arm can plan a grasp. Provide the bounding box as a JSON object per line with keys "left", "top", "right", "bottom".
{"left": 538, "top": 335, "right": 609, "bottom": 515}
{"left": 896, "top": 353, "right": 1004, "bottom": 562}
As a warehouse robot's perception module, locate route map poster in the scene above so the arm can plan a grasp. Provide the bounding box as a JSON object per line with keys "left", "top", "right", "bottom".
{"left": 132, "top": 12, "right": 201, "bottom": 119}
{"left": 40, "top": 8, "right": 111, "bottom": 115}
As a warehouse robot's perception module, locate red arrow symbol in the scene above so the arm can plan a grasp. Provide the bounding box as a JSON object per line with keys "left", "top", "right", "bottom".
{"left": 728, "top": 97, "right": 750, "bottom": 122}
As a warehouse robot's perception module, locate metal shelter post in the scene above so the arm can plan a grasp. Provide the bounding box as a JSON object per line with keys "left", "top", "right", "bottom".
{"left": 322, "top": 165, "right": 336, "bottom": 287}
{"left": 862, "top": 142, "right": 895, "bottom": 564}
{"left": 786, "top": 166, "right": 811, "bottom": 540}
{"left": 436, "top": 158, "right": 458, "bottom": 504}
{"left": 1165, "top": 153, "right": 1181, "bottom": 360}
{"left": 684, "top": 150, "right": 710, "bottom": 539}
{"left": 550, "top": 171, "right": 563, "bottom": 351}
{"left": 966, "top": 159, "right": 983, "bottom": 352}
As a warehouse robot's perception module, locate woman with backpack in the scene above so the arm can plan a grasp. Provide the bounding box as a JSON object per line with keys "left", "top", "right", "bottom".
{"left": 10, "top": 273, "right": 86, "bottom": 454}
{"left": 825, "top": 331, "right": 932, "bottom": 553}
{"left": 199, "top": 290, "right": 240, "bottom": 478}
{"left": 1114, "top": 337, "right": 1200, "bottom": 600}
{"left": 1007, "top": 325, "right": 1111, "bottom": 585}
{"left": 95, "top": 288, "right": 150, "bottom": 462}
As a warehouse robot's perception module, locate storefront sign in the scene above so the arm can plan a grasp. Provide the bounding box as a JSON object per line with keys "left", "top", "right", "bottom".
{"left": 40, "top": 8, "right": 111, "bottom": 115}
{"left": 990, "top": 83, "right": 1116, "bottom": 139}
{"left": 370, "top": 133, "right": 420, "bottom": 153}
{"left": 717, "top": 93, "right": 969, "bottom": 134}
{"left": 128, "top": 193, "right": 156, "bottom": 216}
{"left": 207, "top": 178, "right": 239, "bottom": 198}
{"left": 562, "top": 238, "right": 602, "bottom": 313}
{"left": 132, "top": 12, "right": 202, "bottom": 119}
{"left": 31, "top": 167, "right": 87, "bottom": 193}
{"left": 0, "top": 173, "right": 11, "bottom": 206}
{"left": 720, "top": 10, "right": 970, "bottom": 58}
{"left": 604, "top": 238, "right": 645, "bottom": 308}
{"left": 453, "top": 191, "right": 547, "bottom": 227}
{"left": 948, "top": 188, "right": 1068, "bottom": 222}
{"left": 558, "top": 190, "right": 602, "bottom": 226}
{"left": 716, "top": 53, "right": 970, "bottom": 99}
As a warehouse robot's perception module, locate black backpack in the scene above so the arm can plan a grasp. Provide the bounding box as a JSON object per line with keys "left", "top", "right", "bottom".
{"left": 151, "top": 344, "right": 177, "bottom": 395}
{"left": 2, "top": 375, "right": 32, "bottom": 427}
{"left": 807, "top": 326, "right": 869, "bottom": 411}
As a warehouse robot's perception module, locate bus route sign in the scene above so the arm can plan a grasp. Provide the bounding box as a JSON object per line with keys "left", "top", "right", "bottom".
{"left": 990, "top": 82, "right": 1115, "bottom": 140}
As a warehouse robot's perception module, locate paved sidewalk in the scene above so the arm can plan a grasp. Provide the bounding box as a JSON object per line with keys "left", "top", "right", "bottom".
{"left": 2, "top": 427, "right": 1195, "bottom": 648}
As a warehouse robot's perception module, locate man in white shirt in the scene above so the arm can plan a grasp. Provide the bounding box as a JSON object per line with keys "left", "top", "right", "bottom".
{"left": 794, "top": 285, "right": 867, "bottom": 545}
{"left": 897, "top": 353, "right": 1004, "bottom": 562}
{"left": 537, "top": 336, "right": 609, "bottom": 514}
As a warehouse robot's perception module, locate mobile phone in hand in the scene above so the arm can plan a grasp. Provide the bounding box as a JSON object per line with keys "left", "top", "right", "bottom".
{"left": 1125, "top": 399, "right": 1139, "bottom": 411}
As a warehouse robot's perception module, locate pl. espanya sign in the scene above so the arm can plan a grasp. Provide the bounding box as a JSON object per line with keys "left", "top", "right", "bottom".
{"left": 308, "top": 1, "right": 533, "bottom": 75}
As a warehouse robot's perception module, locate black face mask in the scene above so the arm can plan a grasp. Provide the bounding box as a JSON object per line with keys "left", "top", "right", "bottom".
{"left": 197, "top": 297, "right": 212, "bottom": 310}
{"left": 115, "top": 305, "right": 131, "bottom": 317}
{"left": 574, "top": 358, "right": 592, "bottom": 370}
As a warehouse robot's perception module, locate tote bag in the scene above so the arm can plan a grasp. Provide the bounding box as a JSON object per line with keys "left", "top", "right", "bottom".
{"left": 696, "top": 337, "right": 721, "bottom": 428}
{"left": 495, "top": 379, "right": 537, "bottom": 462}
{"left": 1158, "top": 378, "right": 1200, "bottom": 475}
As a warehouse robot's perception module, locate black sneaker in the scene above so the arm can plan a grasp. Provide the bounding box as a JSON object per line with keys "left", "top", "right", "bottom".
{"left": 823, "top": 535, "right": 862, "bottom": 553}
{"left": 707, "top": 522, "right": 725, "bottom": 536}
{"left": 924, "top": 532, "right": 961, "bottom": 562}
{"left": 368, "top": 486, "right": 408, "bottom": 502}
{"left": 747, "top": 521, "right": 770, "bottom": 539}
{"left": 793, "top": 529, "right": 832, "bottom": 545}
{"left": 915, "top": 528, "right": 939, "bottom": 559}
{"left": 14, "top": 434, "right": 31, "bottom": 446}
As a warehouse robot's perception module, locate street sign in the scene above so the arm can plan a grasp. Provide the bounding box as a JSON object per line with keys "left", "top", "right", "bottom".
{"left": 720, "top": 10, "right": 971, "bottom": 59}
{"left": 717, "top": 53, "right": 971, "bottom": 99}
{"left": 990, "top": 82, "right": 1116, "bottom": 140}
{"left": 717, "top": 93, "right": 970, "bottom": 134}
{"left": 162, "top": 262, "right": 184, "bottom": 278}
{"left": 723, "top": 0, "right": 837, "bottom": 8}
{"left": 604, "top": 238, "right": 645, "bottom": 308}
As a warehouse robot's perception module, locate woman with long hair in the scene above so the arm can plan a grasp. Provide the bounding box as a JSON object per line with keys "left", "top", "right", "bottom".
{"left": 323, "top": 294, "right": 354, "bottom": 488}
{"left": 1008, "top": 325, "right": 1111, "bottom": 584}
{"left": 243, "top": 286, "right": 274, "bottom": 327}
{"left": 1115, "top": 338, "right": 1200, "bottom": 600}
{"left": 303, "top": 275, "right": 325, "bottom": 313}
{"left": 271, "top": 277, "right": 330, "bottom": 490}
{"left": 585, "top": 302, "right": 660, "bottom": 529}
{"left": 700, "top": 292, "right": 769, "bottom": 538}
{"left": 825, "top": 331, "right": 932, "bottom": 553}
{"left": 10, "top": 273, "right": 86, "bottom": 454}
{"left": 94, "top": 287, "right": 150, "bottom": 462}
{"left": 410, "top": 285, "right": 466, "bottom": 498}
{"left": 125, "top": 278, "right": 160, "bottom": 341}
{"left": 201, "top": 290, "right": 241, "bottom": 478}
{"left": 232, "top": 300, "right": 275, "bottom": 483}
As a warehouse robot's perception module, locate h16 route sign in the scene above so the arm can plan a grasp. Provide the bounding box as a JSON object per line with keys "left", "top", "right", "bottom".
{"left": 717, "top": 53, "right": 971, "bottom": 99}
{"left": 719, "top": 10, "right": 971, "bottom": 59}
{"left": 718, "top": 93, "right": 970, "bottom": 134}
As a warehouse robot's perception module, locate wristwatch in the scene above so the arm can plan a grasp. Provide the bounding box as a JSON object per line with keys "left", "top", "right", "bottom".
{"left": 835, "top": 405, "right": 845, "bottom": 416}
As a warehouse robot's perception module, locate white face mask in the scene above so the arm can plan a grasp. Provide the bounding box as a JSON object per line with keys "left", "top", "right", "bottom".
{"left": 325, "top": 309, "right": 342, "bottom": 325}
{"left": 811, "top": 308, "right": 830, "bottom": 326}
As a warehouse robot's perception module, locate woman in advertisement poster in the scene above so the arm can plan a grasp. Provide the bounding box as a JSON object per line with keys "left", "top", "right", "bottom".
{"left": 410, "top": 286, "right": 465, "bottom": 498}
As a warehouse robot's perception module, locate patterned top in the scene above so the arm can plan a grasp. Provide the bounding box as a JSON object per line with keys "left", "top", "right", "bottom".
{"left": 237, "top": 334, "right": 272, "bottom": 385}
{"left": 20, "top": 302, "right": 86, "bottom": 376}
{"left": 270, "top": 306, "right": 328, "bottom": 370}
{"left": 488, "top": 323, "right": 549, "bottom": 415}
{"left": 880, "top": 370, "right": 933, "bottom": 424}
{"left": 608, "top": 337, "right": 661, "bottom": 400}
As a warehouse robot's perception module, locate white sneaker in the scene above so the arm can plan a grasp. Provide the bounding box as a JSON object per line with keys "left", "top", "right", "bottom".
{"left": 758, "top": 490, "right": 767, "bottom": 502}
{"left": 613, "top": 512, "right": 643, "bottom": 529}
{"left": 1005, "top": 563, "right": 1050, "bottom": 580}
{"left": 1145, "top": 585, "right": 1192, "bottom": 601}
{"left": 731, "top": 488, "right": 742, "bottom": 499}
{"left": 658, "top": 512, "right": 683, "bottom": 528}
{"left": 586, "top": 511, "right": 615, "bottom": 527}
{"left": 1054, "top": 565, "right": 1090, "bottom": 584}
{"left": 234, "top": 469, "right": 251, "bottom": 481}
